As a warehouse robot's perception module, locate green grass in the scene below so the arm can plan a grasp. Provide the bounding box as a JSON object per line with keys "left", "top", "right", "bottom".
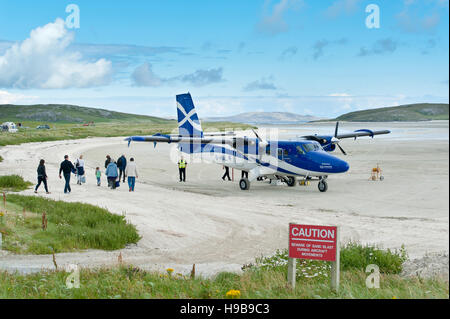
{"left": 0, "top": 155, "right": 3, "bottom": 162}
{"left": 0, "top": 194, "right": 140, "bottom": 254}
{"left": 0, "top": 175, "right": 33, "bottom": 192}
{"left": 0, "top": 263, "right": 447, "bottom": 299}
{"left": 242, "top": 243, "right": 408, "bottom": 283}
{"left": 0, "top": 243, "right": 446, "bottom": 299}
{"left": 0, "top": 104, "right": 172, "bottom": 124}
{"left": 0, "top": 121, "right": 252, "bottom": 146}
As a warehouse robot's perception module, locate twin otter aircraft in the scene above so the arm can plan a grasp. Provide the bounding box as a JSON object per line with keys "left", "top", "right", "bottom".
{"left": 126, "top": 93, "right": 390, "bottom": 191}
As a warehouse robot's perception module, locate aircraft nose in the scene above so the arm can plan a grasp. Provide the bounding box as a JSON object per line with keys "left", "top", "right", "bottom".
{"left": 340, "top": 160, "right": 349, "bottom": 173}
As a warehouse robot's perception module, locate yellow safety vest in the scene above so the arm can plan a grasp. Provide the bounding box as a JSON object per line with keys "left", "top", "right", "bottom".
{"left": 178, "top": 160, "right": 186, "bottom": 168}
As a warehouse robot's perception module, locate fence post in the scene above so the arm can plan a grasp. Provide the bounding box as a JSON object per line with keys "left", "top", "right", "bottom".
{"left": 287, "top": 256, "right": 296, "bottom": 289}
{"left": 331, "top": 226, "right": 340, "bottom": 292}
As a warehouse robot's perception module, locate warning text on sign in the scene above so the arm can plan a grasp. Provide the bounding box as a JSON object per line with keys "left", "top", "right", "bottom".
{"left": 289, "top": 224, "right": 337, "bottom": 261}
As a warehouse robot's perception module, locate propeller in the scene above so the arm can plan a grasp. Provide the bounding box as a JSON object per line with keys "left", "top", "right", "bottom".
{"left": 333, "top": 122, "right": 347, "bottom": 155}
{"left": 252, "top": 129, "right": 269, "bottom": 160}
{"left": 252, "top": 129, "right": 268, "bottom": 147}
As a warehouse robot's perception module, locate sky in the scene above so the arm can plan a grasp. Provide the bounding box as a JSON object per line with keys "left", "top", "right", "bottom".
{"left": 0, "top": 0, "right": 448, "bottom": 118}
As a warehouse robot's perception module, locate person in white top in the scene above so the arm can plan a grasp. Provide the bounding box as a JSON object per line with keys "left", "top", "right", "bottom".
{"left": 125, "top": 157, "right": 139, "bottom": 192}
{"left": 75, "top": 155, "right": 85, "bottom": 185}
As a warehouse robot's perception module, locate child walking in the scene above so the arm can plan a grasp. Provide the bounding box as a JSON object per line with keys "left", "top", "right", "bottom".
{"left": 95, "top": 167, "right": 101, "bottom": 186}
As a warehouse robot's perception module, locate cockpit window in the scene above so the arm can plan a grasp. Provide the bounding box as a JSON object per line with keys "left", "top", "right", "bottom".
{"left": 296, "top": 146, "right": 305, "bottom": 155}
{"left": 302, "top": 143, "right": 320, "bottom": 153}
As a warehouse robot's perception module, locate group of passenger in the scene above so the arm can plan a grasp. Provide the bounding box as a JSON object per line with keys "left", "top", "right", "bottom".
{"left": 34, "top": 154, "right": 244, "bottom": 195}
{"left": 34, "top": 154, "right": 139, "bottom": 194}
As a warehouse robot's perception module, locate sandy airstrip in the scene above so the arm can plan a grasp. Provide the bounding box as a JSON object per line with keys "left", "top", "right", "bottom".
{"left": 0, "top": 121, "right": 448, "bottom": 277}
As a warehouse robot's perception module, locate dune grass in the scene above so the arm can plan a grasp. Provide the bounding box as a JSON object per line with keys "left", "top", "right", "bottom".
{"left": 0, "top": 194, "right": 140, "bottom": 254}
{"left": 0, "top": 175, "right": 33, "bottom": 192}
{"left": 0, "top": 242, "right": 446, "bottom": 299}
{"left": 0, "top": 258, "right": 447, "bottom": 299}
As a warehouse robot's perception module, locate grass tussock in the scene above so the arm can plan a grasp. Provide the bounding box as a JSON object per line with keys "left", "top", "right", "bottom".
{"left": 0, "top": 175, "right": 33, "bottom": 192}
{"left": 0, "top": 194, "right": 140, "bottom": 254}
{"left": 0, "top": 263, "right": 447, "bottom": 299}
{"left": 242, "top": 243, "right": 408, "bottom": 282}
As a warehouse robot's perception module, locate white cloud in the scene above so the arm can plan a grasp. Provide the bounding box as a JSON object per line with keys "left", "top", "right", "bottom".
{"left": 0, "top": 90, "right": 37, "bottom": 104}
{"left": 131, "top": 63, "right": 162, "bottom": 87}
{"left": 325, "top": 0, "right": 361, "bottom": 18}
{"left": 0, "top": 18, "right": 112, "bottom": 89}
{"left": 329, "top": 93, "right": 352, "bottom": 97}
{"left": 256, "top": 0, "right": 304, "bottom": 35}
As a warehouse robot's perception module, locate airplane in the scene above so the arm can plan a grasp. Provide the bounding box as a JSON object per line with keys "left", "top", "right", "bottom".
{"left": 125, "top": 93, "right": 390, "bottom": 192}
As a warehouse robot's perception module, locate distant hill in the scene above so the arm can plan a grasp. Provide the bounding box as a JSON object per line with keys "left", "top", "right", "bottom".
{"left": 0, "top": 104, "right": 173, "bottom": 124}
{"left": 205, "top": 112, "right": 321, "bottom": 124}
{"left": 334, "top": 103, "right": 449, "bottom": 122}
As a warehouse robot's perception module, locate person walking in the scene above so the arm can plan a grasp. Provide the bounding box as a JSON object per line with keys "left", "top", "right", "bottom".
{"left": 106, "top": 160, "right": 119, "bottom": 189}
{"left": 241, "top": 170, "right": 248, "bottom": 179}
{"left": 59, "top": 155, "right": 75, "bottom": 194}
{"left": 125, "top": 157, "right": 138, "bottom": 192}
{"left": 105, "top": 155, "right": 111, "bottom": 168}
{"left": 34, "top": 159, "right": 50, "bottom": 194}
{"left": 75, "top": 155, "right": 85, "bottom": 185}
{"left": 222, "top": 166, "right": 231, "bottom": 181}
{"left": 117, "top": 154, "right": 127, "bottom": 183}
{"left": 104, "top": 155, "right": 112, "bottom": 184}
{"left": 178, "top": 156, "right": 187, "bottom": 182}
{"left": 95, "top": 167, "right": 101, "bottom": 186}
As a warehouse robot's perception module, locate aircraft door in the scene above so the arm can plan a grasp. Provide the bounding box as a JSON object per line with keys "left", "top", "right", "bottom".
{"left": 277, "top": 148, "right": 284, "bottom": 161}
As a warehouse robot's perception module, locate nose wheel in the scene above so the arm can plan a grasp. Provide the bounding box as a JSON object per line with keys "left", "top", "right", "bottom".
{"left": 239, "top": 178, "right": 250, "bottom": 190}
{"left": 318, "top": 179, "right": 328, "bottom": 192}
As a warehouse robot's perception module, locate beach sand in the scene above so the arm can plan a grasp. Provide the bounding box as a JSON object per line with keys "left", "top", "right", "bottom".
{"left": 0, "top": 121, "right": 448, "bottom": 277}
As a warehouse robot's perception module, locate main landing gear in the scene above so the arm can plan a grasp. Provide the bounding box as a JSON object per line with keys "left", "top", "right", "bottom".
{"left": 285, "top": 176, "right": 296, "bottom": 187}
{"left": 239, "top": 178, "right": 250, "bottom": 190}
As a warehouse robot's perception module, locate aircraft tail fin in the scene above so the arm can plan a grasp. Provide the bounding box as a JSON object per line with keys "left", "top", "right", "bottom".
{"left": 176, "top": 93, "right": 203, "bottom": 137}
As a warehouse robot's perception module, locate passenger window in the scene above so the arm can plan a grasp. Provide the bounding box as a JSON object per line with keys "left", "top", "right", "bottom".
{"left": 284, "top": 149, "right": 289, "bottom": 156}
{"left": 278, "top": 149, "right": 283, "bottom": 157}
{"left": 266, "top": 145, "right": 271, "bottom": 155}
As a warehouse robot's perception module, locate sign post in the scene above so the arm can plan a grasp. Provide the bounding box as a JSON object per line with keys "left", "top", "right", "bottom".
{"left": 288, "top": 223, "right": 340, "bottom": 291}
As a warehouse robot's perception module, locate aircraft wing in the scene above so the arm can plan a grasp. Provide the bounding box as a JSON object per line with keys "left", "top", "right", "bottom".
{"left": 336, "top": 129, "right": 391, "bottom": 139}
{"left": 125, "top": 134, "right": 248, "bottom": 147}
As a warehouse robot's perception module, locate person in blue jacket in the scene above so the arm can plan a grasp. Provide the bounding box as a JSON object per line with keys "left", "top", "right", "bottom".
{"left": 106, "top": 160, "right": 119, "bottom": 189}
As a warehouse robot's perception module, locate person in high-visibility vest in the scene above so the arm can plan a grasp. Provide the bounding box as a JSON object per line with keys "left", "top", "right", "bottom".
{"left": 178, "top": 156, "right": 187, "bottom": 182}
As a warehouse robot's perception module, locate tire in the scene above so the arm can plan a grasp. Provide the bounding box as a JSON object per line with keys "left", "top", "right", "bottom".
{"left": 239, "top": 178, "right": 250, "bottom": 190}
{"left": 286, "top": 176, "right": 296, "bottom": 187}
{"left": 318, "top": 180, "right": 328, "bottom": 192}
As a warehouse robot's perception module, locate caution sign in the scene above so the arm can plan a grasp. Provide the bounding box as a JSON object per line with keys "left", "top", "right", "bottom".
{"left": 288, "top": 224, "right": 338, "bottom": 261}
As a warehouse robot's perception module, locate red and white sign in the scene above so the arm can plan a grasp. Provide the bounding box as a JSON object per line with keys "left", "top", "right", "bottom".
{"left": 289, "top": 224, "right": 337, "bottom": 261}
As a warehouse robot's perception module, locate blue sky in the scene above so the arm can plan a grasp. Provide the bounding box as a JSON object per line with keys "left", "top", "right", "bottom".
{"left": 0, "top": 0, "right": 448, "bottom": 118}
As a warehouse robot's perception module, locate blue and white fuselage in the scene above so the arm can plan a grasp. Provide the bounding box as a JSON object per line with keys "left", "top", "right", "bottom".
{"left": 126, "top": 93, "right": 389, "bottom": 191}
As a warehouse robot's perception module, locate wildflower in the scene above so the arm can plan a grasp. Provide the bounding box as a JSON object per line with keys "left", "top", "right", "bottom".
{"left": 166, "top": 268, "right": 174, "bottom": 276}
{"left": 226, "top": 289, "right": 241, "bottom": 299}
